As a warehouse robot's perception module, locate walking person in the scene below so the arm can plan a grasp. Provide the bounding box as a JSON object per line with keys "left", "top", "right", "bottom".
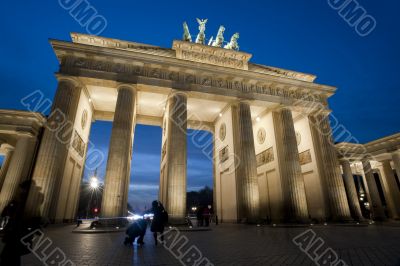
{"left": 196, "top": 206, "right": 204, "bottom": 227}
{"left": 1, "top": 180, "right": 42, "bottom": 266}
{"left": 150, "top": 201, "right": 168, "bottom": 245}
{"left": 203, "top": 206, "right": 211, "bottom": 227}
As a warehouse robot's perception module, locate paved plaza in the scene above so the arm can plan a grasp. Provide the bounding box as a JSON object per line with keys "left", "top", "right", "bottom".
{"left": 8, "top": 223, "right": 400, "bottom": 266}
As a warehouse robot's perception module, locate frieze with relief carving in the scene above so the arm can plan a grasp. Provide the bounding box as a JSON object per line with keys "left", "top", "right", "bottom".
{"left": 173, "top": 40, "right": 251, "bottom": 70}
{"left": 71, "top": 130, "right": 86, "bottom": 157}
{"left": 219, "top": 146, "right": 229, "bottom": 163}
{"left": 161, "top": 141, "right": 167, "bottom": 162}
{"left": 299, "top": 150, "right": 312, "bottom": 165}
{"left": 62, "top": 57, "right": 326, "bottom": 104}
{"left": 256, "top": 147, "right": 274, "bottom": 167}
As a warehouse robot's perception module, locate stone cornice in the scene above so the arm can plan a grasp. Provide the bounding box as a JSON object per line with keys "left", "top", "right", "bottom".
{"left": 364, "top": 133, "right": 400, "bottom": 150}
{"left": 0, "top": 109, "right": 45, "bottom": 137}
{"left": 70, "top": 32, "right": 175, "bottom": 57}
{"left": 336, "top": 133, "right": 400, "bottom": 160}
{"left": 248, "top": 64, "right": 316, "bottom": 83}
{"left": 70, "top": 33, "right": 317, "bottom": 83}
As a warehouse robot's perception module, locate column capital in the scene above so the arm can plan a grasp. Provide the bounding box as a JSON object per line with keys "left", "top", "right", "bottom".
{"left": 0, "top": 143, "right": 14, "bottom": 152}
{"left": 309, "top": 108, "right": 332, "bottom": 118}
{"left": 231, "top": 98, "right": 252, "bottom": 106}
{"left": 16, "top": 130, "right": 37, "bottom": 138}
{"left": 55, "top": 75, "right": 83, "bottom": 87}
{"left": 168, "top": 90, "right": 188, "bottom": 98}
{"left": 378, "top": 158, "right": 392, "bottom": 164}
{"left": 389, "top": 149, "right": 400, "bottom": 155}
{"left": 270, "top": 104, "right": 293, "bottom": 112}
{"left": 338, "top": 158, "right": 351, "bottom": 163}
{"left": 116, "top": 83, "right": 137, "bottom": 92}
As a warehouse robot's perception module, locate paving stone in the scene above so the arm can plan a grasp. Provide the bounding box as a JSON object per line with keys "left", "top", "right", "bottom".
{"left": 6, "top": 224, "right": 398, "bottom": 265}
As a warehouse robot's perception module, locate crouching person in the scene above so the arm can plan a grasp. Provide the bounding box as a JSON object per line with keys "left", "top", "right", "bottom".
{"left": 124, "top": 218, "right": 147, "bottom": 246}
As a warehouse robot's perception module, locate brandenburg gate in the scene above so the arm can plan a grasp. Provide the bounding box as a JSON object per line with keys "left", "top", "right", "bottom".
{"left": 1, "top": 21, "right": 398, "bottom": 224}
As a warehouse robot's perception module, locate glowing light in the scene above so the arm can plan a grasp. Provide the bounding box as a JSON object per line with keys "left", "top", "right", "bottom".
{"left": 219, "top": 113, "right": 222, "bottom": 117}
{"left": 88, "top": 98, "right": 92, "bottom": 103}
{"left": 143, "top": 213, "right": 154, "bottom": 219}
{"left": 90, "top": 177, "right": 99, "bottom": 189}
{"left": 128, "top": 214, "right": 144, "bottom": 221}
{"left": 256, "top": 117, "right": 260, "bottom": 122}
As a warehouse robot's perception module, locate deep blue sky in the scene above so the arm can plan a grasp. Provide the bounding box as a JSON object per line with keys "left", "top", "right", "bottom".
{"left": 1, "top": 0, "right": 399, "bottom": 210}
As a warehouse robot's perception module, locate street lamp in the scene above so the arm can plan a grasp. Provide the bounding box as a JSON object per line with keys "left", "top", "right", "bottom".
{"left": 90, "top": 176, "right": 99, "bottom": 189}
{"left": 89, "top": 167, "right": 100, "bottom": 189}
{"left": 86, "top": 169, "right": 100, "bottom": 218}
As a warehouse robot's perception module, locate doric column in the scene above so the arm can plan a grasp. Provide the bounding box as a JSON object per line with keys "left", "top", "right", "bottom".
{"left": 161, "top": 92, "right": 187, "bottom": 223}
{"left": 0, "top": 136, "right": 37, "bottom": 213}
{"left": 101, "top": 85, "right": 136, "bottom": 218}
{"left": 309, "top": 114, "right": 351, "bottom": 221}
{"left": 362, "top": 159, "right": 385, "bottom": 220}
{"left": 391, "top": 152, "right": 400, "bottom": 179}
{"left": 0, "top": 144, "right": 14, "bottom": 191}
{"left": 231, "top": 101, "right": 260, "bottom": 223}
{"left": 381, "top": 160, "right": 400, "bottom": 219}
{"left": 339, "top": 159, "right": 364, "bottom": 220}
{"left": 273, "top": 107, "right": 309, "bottom": 223}
{"left": 25, "top": 77, "right": 82, "bottom": 219}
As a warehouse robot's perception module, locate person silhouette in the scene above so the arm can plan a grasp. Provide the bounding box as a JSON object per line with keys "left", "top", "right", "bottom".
{"left": 1, "top": 179, "right": 44, "bottom": 265}
{"left": 150, "top": 201, "right": 168, "bottom": 245}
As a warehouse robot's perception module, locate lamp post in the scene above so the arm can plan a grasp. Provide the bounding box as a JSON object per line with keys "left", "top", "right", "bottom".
{"left": 86, "top": 169, "right": 100, "bottom": 218}
{"left": 191, "top": 206, "right": 197, "bottom": 216}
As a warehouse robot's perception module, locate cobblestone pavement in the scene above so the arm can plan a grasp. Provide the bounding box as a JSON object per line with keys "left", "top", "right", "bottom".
{"left": 8, "top": 223, "right": 400, "bottom": 265}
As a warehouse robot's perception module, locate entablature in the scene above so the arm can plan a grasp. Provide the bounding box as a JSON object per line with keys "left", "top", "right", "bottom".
{"left": 52, "top": 39, "right": 333, "bottom": 113}
{"left": 0, "top": 110, "right": 46, "bottom": 137}
{"left": 336, "top": 133, "right": 400, "bottom": 162}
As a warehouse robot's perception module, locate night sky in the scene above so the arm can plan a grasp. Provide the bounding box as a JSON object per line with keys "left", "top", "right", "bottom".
{"left": 1, "top": 0, "right": 399, "bottom": 210}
